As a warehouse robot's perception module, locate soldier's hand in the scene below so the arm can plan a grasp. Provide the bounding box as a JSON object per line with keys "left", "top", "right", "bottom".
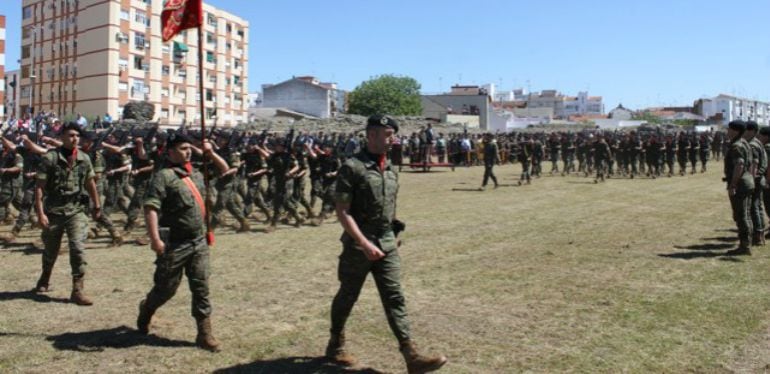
{"left": 151, "top": 238, "right": 165, "bottom": 255}
{"left": 92, "top": 207, "right": 101, "bottom": 221}
{"left": 728, "top": 187, "right": 737, "bottom": 197}
{"left": 359, "top": 240, "right": 385, "bottom": 261}
{"left": 38, "top": 213, "right": 49, "bottom": 229}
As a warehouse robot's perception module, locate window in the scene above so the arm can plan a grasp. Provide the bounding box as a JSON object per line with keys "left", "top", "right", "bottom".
{"left": 21, "top": 46, "right": 30, "bottom": 59}
{"left": 233, "top": 76, "right": 241, "bottom": 86}
{"left": 177, "top": 68, "right": 187, "bottom": 78}
{"left": 134, "top": 32, "right": 147, "bottom": 49}
{"left": 207, "top": 13, "right": 217, "bottom": 27}
{"left": 23, "top": 6, "right": 32, "bottom": 19}
{"left": 206, "top": 32, "right": 216, "bottom": 45}
{"left": 161, "top": 109, "right": 169, "bottom": 118}
{"left": 225, "top": 42, "right": 231, "bottom": 51}
{"left": 23, "top": 27, "right": 31, "bottom": 39}
{"left": 162, "top": 66, "right": 170, "bottom": 76}
{"left": 178, "top": 110, "right": 186, "bottom": 120}
{"left": 116, "top": 32, "right": 129, "bottom": 43}
{"left": 234, "top": 58, "right": 241, "bottom": 69}
{"left": 118, "top": 57, "right": 128, "bottom": 70}
{"left": 206, "top": 51, "right": 216, "bottom": 63}
{"left": 120, "top": 8, "right": 129, "bottom": 21}
{"left": 133, "top": 56, "right": 144, "bottom": 70}
{"left": 205, "top": 89, "right": 213, "bottom": 101}
{"left": 21, "top": 66, "right": 30, "bottom": 79}
{"left": 162, "top": 44, "right": 170, "bottom": 54}
{"left": 135, "top": 10, "right": 149, "bottom": 27}
{"left": 118, "top": 81, "right": 128, "bottom": 91}
{"left": 237, "top": 29, "right": 244, "bottom": 38}
{"left": 132, "top": 81, "right": 147, "bottom": 98}
{"left": 161, "top": 88, "right": 169, "bottom": 97}
{"left": 226, "top": 23, "right": 232, "bottom": 33}
{"left": 178, "top": 89, "right": 186, "bottom": 99}
{"left": 208, "top": 74, "right": 216, "bottom": 83}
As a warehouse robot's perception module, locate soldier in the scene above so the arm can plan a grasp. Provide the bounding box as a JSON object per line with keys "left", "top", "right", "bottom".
{"left": 724, "top": 120, "right": 755, "bottom": 256}
{"left": 699, "top": 133, "right": 711, "bottom": 173}
{"left": 688, "top": 133, "right": 700, "bottom": 174}
{"left": 517, "top": 137, "right": 533, "bottom": 185}
{"left": 745, "top": 121, "right": 766, "bottom": 246}
{"left": 81, "top": 132, "right": 123, "bottom": 246}
{"left": 532, "top": 137, "right": 544, "bottom": 178}
{"left": 307, "top": 142, "right": 340, "bottom": 224}
{"left": 262, "top": 137, "right": 303, "bottom": 232}
{"left": 33, "top": 122, "right": 102, "bottom": 305}
{"left": 242, "top": 139, "right": 272, "bottom": 223}
{"left": 548, "top": 133, "right": 560, "bottom": 174}
{"left": 561, "top": 134, "right": 575, "bottom": 176}
{"left": 210, "top": 133, "right": 249, "bottom": 233}
{"left": 326, "top": 115, "right": 446, "bottom": 373}
{"left": 664, "top": 134, "right": 677, "bottom": 177}
{"left": 2, "top": 134, "right": 46, "bottom": 243}
{"left": 593, "top": 135, "right": 612, "bottom": 183}
{"left": 758, "top": 126, "right": 770, "bottom": 239}
{"left": 480, "top": 133, "right": 499, "bottom": 190}
{"left": 136, "top": 132, "right": 228, "bottom": 351}
{"left": 292, "top": 145, "right": 316, "bottom": 219}
{"left": 0, "top": 136, "right": 23, "bottom": 225}
{"left": 123, "top": 137, "right": 155, "bottom": 236}
{"left": 677, "top": 132, "right": 690, "bottom": 176}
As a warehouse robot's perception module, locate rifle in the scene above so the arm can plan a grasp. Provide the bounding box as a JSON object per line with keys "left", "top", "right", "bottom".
{"left": 93, "top": 127, "right": 115, "bottom": 150}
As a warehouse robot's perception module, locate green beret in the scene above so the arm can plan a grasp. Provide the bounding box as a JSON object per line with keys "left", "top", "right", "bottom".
{"left": 759, "top": 127, "right": 770, "bottom": 137}
{"left": 746, "top": 121, "right": 759, "bottom": 131}
{"left": 367, "top": 115, "right": 399, "bottom": 134}
{"left": 166, "top": 132, "right": 194, "bottom": 148}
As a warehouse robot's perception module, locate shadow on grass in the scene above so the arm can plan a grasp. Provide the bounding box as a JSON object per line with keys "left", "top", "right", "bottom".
{"left": 658, "top": 252, "right": 727, "bottom": 260}
{"left": 0, "top": 290, "right": 70, "bottom": 303}
{"left": 214, "top": 356, "right": 385, "bottom": 374}
{"left": 701, "top": 236, "right": 738, "bottom": 242}
{"left": 47, "top": 325, "right": 195, "bottom": 352}
{"left": 451, "top": 188, "right": 484, "bottom": 192}
{"left": 673, "top": 243, "right": 734, "bottom": 251}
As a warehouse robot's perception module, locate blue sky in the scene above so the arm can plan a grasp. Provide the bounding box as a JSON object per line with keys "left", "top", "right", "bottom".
{"left": 5, "top": 0, "right": 770, "bottom": 109}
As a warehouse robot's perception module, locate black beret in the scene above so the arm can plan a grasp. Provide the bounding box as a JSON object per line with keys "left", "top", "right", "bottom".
{"left": 759, "top": 127, "right": 770, "bottom": 137}
{"left": 746, "top": 121, "right": 759, "bottom": 131}
{"left": 366, "top": 115, "right": 399, "bottom": 134}
{"left": 728, "top": 120, "right": 746, "bottom": 131}
{"left": 166, "top": 132, "right": 194, "bottom": 148}
{"left": 60, "top": 122, "right": 83, "bottom": 135}
{"left": 82, "top": 131, "right": 97, "bottom": 141}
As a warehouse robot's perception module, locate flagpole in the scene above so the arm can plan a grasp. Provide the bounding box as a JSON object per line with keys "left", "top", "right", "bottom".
{"left": 196, "top": 23, "right": 212, "bottom": 243}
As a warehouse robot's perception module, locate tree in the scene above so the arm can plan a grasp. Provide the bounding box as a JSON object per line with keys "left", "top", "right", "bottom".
{"left": 122, "top": 101, "right": 156, "bottom": 121}
{"left": 347, "top": 75, "right": 422, "bottom": 116}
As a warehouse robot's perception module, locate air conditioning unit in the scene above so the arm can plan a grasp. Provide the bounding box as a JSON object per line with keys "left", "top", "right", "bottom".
{"left": 144, "top": 41, "right": 151, "bottom": 48}
{"left": 119, "top": 65, "right": 127, "bottom": 72}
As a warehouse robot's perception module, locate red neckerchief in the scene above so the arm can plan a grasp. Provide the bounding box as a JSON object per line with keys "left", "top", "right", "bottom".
{"left": 183, "top": 161, "right": 193, "bottom": 174}
{"left": 378, "top": 154, "right": 386, "bottom": 174}
{"left": 68, "top": 148, "right": 78, "bottom": 169}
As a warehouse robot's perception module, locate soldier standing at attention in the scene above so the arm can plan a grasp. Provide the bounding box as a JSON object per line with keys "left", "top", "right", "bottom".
{"left": 757, "top": 126, "right": 770, "bottom": 240}
{"left": 724, "top": 120, "right": 755, "bottom": 256}
{"left": 480, "top": 133, "right": 499, "bottom": 190}
{"left": 593, "top": 135, "right": 612, "bottom": 183}
{"left": 33, "top": 122, "right": 102, "bottom": 306}
{"left": 326, "top": 115, "right": 446, "bottom": 373}
{"left": 517, "top": 137, "right": 533, "bottom": 186}
{"left": 745, "top": 121, "right": 766, "bottom": 246}
{"left": 136, "top": 132, "right": 229, "bottom": 351}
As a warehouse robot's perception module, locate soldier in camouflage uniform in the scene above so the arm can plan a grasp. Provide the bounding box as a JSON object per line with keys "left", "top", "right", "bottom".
{"left": 242, "top": 141, "right": 272, "bottom": 223}
{"left": 0, "top": 137, "right": 23, "bottom": 224}
{"left": 593, "top": 135, "right": 612, "bottom": 183}
{"left": 306, "top": 142, "right": 340, "bottom": 225}
{"left": 677, "top": 131, "right": 690, "bottom": 176}
{"left": 758, "top": 127, "right": 770, "bottom": 240}
{"left": 724, "top": 120, "right": 755, "bottom": 256}
{"left": 124, "top": 137, "right": 155, "bottom": 235}
{"left": 33, "top": 123, "right": 102, "bottom": 306}
{"left": 326, "top": 115, "right": 446, "bottom": 373}
{"left": 292, "top": 147, "right": 316, "bottom": 219}
{"left": 262, "top": 138, "right": 303, "bottom": 232}
{"left": 137, "top": 133, "right": 228, "bottom": 351}
{"left": 210, "top": 134, "right": 249, "bottom": 232}
{"left": 81, "top": 132, "right": 123, "bottom": 246}
{"left": 0, "top": 135, "right": 35, "bottom": 243}
{"left": 480, "top": 133, "right": 499, "bottom": 190}
{"left": 744, "top": 121, "right": 766, "bottom": 246}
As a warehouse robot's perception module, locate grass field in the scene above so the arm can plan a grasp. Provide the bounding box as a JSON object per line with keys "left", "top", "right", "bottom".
{"left": 2, "top": 162, "right": 770, "bottom": 373}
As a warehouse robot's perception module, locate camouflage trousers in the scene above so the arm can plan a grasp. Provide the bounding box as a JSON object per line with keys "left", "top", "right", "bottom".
{"left": 13, "top": 185, "right": 35, "bottom": 231}
{"left": 125, "top": 179, "right": 151, "bottom": 228}
{"left": 730, "top": 190, "right": 753, "bottom": 242}
{"left": 244, "top": 181, "right": 271, "bottom": 218}
{"left": 143, "top": 236, "right": 211, "bottom": 319}
{"left": 292, "top": 177, "right": 313, "bottom": 215}
{"left": 212, "top": 183, "right": 245, "bottom": 224}
{"left": 41, "top": 211, "right": 88, "bottom": 278}
{"left": 270, "top": 180, "right": 299, "bottom": 224}
{"left": 330, "top": 243, "right": 410, "bottom": 343}
{"left": 0, "top": 185, "right": 22, "bottom": 221}
{"left": 751, "top": 183, "right": 765, "bottom": 234}
{"left": 482, "top": 164, "right": 498, "bottom": 187}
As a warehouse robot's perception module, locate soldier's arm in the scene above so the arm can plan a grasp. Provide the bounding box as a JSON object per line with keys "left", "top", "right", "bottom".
{"left": 100, "top": 142, "right": 124, "bottom": 154}
{"left": 334, "top": 164, "right": 384, "bottom": 260}
{"left": 144, "top": 207, "right": 164, "bottom": 255}
{"left": 202, "top": 141, "right": 229, "bottom": 174}
{"left": 34, "top": 180, "right": 48, "bottom": 228}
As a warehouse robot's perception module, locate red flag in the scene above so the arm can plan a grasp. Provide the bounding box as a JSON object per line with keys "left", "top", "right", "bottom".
{"left": 161, "top": 0, "right": 203, "bottom": 42}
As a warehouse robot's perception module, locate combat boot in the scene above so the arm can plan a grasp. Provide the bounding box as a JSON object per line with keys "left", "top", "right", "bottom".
{"left": 236, "top": 218, "right": 250, "bottom": 233}
{"left": 108, "top": 228, "right": 124, "bottom": 247}
{"left": 325, "top": 332, "right": 357, "bottom": 367}
{"left": 34, "top": 265, "right": 54, "bottom": 293}
{"left": 2, "top": 226, "right": 21, "bottom": 243}
{"left": 399, "top": 340, "right": 447, "bottom": 374}
{"left": 123, "top": 221, "right": 136, "bottom": 234}
{"left": 70, "top": 277, "right": 93, "bottom": 306}
{"left": 136, "top": 299, "right": 156, "bottom": 335}
{"left": 264, "top": 223, "right": 276, "bottom": 233}
{"left": 195, "top": 317, "right": 221, "bottom": 352}
{"left": 725, "top": 235, "right": 752, "bottom": 256}
{"left": 293, "top": 212, "right": 305, "bottom": 228}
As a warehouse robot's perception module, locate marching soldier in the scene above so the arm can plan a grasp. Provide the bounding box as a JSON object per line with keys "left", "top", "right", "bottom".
{"left": 211, "top": 133, "right": 249, "bottom": 233}
{"left": 326, "top": 115, "right": 446, "bottom": 373}
{"left": 136, "top": 132, "right": 229, "bottom": 351}
{"left": 124, "top": 137, "right": 155, "bottom": 236}
{"left": 480, "top": 133, "right": 500, "bottom": 190}
{"left": 33, "top": 122, "right": 102, "bottom": 306}
{"left": 262, "top": 137, "right": 304, "bottom": 232}
{"left": 745, "top": 121, "right": 766, "bottom": 246}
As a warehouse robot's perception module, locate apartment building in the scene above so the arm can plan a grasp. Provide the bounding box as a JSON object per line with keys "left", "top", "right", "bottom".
{"left": 20, "top": 0, "right": 249, "bottom": 126}
{"left": 4, "top": 70, "right": 20, "bottom": 120}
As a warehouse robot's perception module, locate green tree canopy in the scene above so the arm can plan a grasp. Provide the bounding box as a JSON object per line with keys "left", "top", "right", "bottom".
{"left": 347, "top": 75, "right": 422, "bottom": 116}
{"left": 122, "top": 101, "right": 156, "bottom": 121}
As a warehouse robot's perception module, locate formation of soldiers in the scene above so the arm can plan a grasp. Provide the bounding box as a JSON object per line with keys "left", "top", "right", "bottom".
{"left": 0, "top": 115, "right": 448, "bottom": 373}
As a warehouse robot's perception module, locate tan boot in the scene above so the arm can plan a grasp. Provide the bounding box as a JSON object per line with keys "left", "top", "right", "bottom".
{"left": 108, "top": 229, "right": 124, "bottom": 247}
{"left": 34, "top": 265, "right": 54, "bottom": 293}
{"left": 236, "top": 218, "right": 250, "bottom": 233}
{"left": 400, "top": 340, "right": 447, "bottom": 374}
{"left": 264, "top": 224, "right": 276, "bottom": 233}
{"left": 325, "top": 332, "right": 357, "bottom": 367}
{"left": 2, "top": 226, "right": 21, "bottom": 243}
{"left": 70, "top": 277, "right": 93, "bottom": 306}
{"left": 135, "top": 236, "right": 150, "bottom": 246}
{"left": 136, "top": 299, "right": 155, "bottom": 335}
{"left": 195, "top": 317, "right": 221, "bottom": 352}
